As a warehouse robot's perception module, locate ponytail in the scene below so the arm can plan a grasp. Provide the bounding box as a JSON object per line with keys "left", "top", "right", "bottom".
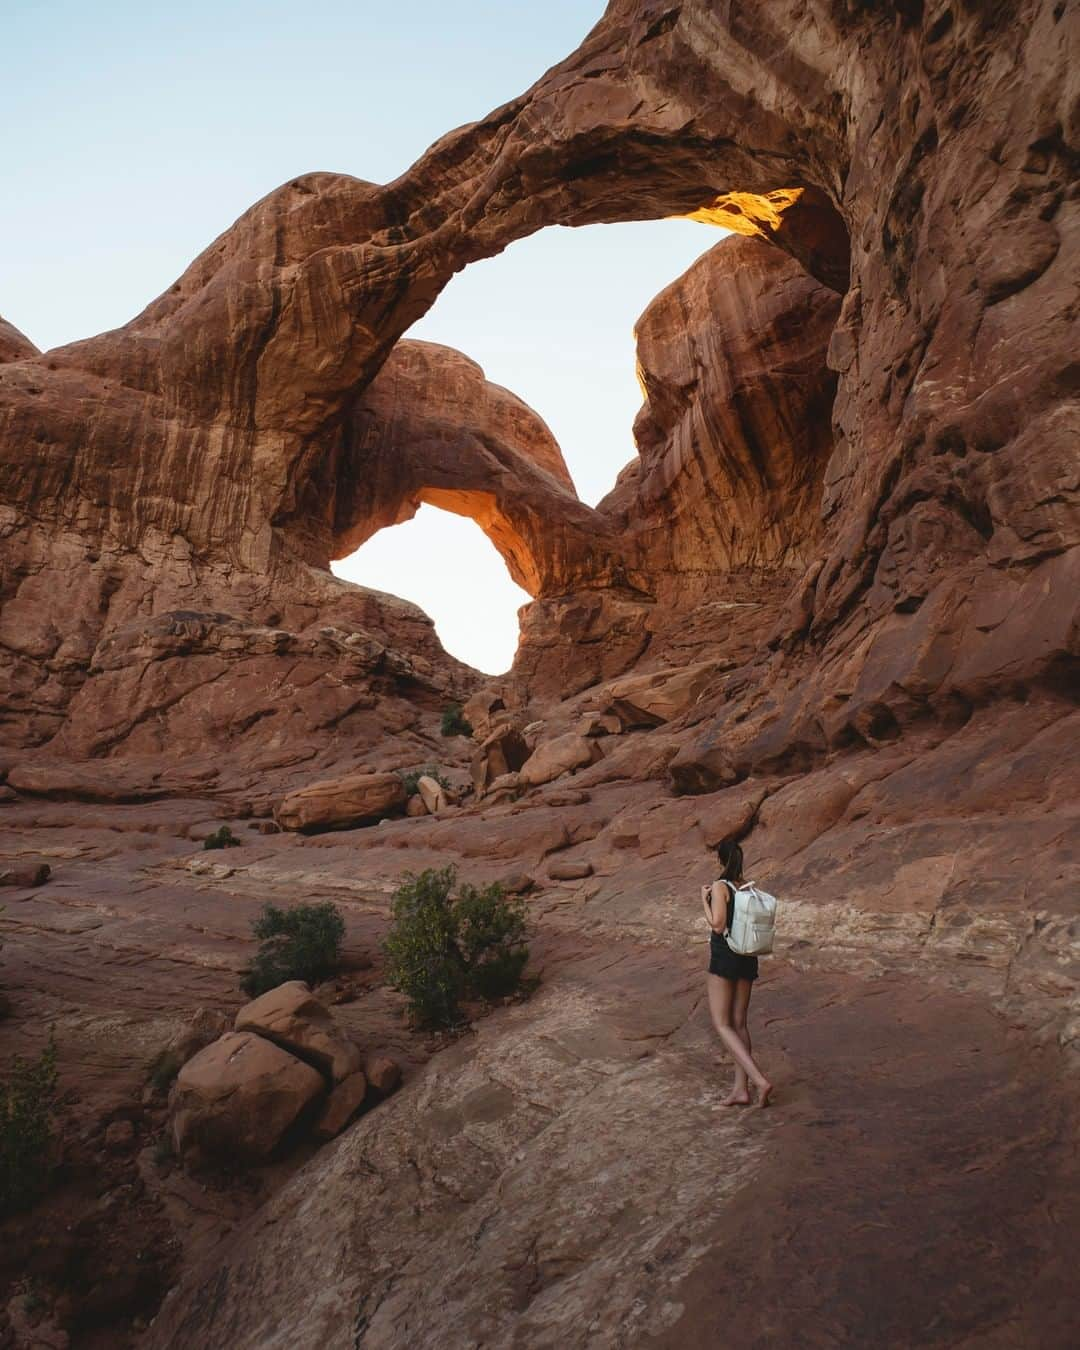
{"left": 715, "top": 838, "right": 743, "bottom": 884}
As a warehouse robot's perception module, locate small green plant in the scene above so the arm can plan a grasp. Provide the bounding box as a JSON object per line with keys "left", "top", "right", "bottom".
{"left": 203, "top": 825, "right": 241, "bottom": 851}
{"left": 241, "top": 901, "right": 346, "bottom": 996}
{"left": 440, "top": 704, "right": 473, "bottom": 738}
{"left": 146, "top": 1049, "right": 182, "bottom": 1095}
{"left": 398, "top": 765, "right": 451, "bottom": 798}
{"left": 1, "top": 1032, "right": 60, "bottom": 1217}
{"left": 383, "top": 867, "right": 529, "bottom": 1029}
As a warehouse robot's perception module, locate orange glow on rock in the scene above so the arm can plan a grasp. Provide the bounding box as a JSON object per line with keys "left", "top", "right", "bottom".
{"left": 684, "top": 188, "right": 806, "bottom": 234}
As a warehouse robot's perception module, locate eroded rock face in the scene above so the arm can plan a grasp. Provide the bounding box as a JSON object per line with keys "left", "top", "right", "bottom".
{"left": 602, "top": 237, "right": 841, "bottom": 589}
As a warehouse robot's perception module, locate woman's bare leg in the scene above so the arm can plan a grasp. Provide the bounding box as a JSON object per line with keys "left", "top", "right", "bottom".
{"left": 733, "top": 979, "right": 770, "bottom": 1107}
{"left": 707, "top": 974, "right": 771, "bottom": 1105}
{"left": 726, "top": 979, "right": 753, "bottom": 1102}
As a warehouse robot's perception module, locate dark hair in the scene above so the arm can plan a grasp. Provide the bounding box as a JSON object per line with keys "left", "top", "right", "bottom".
{"left": 715, "top": 839, "right": 744, "bottom": 883}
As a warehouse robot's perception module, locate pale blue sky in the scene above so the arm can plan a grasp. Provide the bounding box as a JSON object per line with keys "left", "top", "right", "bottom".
{"left": 2, "top": 2, "right": 723, "bottom": 672}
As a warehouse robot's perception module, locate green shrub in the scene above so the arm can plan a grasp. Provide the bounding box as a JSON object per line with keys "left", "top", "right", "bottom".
{"left": 1, "top": 1032, "right": 59, "bottom": 1217}
{"left": 241, "top": 901, "right": 345, "bottom": 996}
{"left": 203, "top": 825, "right": 241, "bottom": 851}
{"left": 398, "top": 766, "right": 451, "bottom": 798}
{"left": 440, "top": 704, "right": 473, "bottom": 738}
{"left": 383, "top": 867, "right": 528, "bottom": 1028}
{"left": 146, "top": 1049, "right": 182, "bottom": 1095}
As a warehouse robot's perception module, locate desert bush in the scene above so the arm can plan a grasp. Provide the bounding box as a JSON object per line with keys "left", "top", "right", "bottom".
{"left": 398, "top": 765, "right": 451, "bottom": 798}
{"left": 241, "top": 901, "right": 345, "bottom": 996}
{"left": 383, "top": 867, "right": 528, "bottom": 1028}
{"left": 1, "top": 1033, "right": 59, "bottom": 1216}
{"left": 203, "top": 825, "right": 241, "bottom": 851}
{"left": 146, "top": 1049, "right": 183, "bottom": 1095}
{"left": 440, "top": 704, "right": 473, "bottom": 738}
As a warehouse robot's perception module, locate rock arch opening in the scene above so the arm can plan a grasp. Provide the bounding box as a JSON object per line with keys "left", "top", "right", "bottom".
{"left": 331, "top": 503, "right": 530, "bottom": 675}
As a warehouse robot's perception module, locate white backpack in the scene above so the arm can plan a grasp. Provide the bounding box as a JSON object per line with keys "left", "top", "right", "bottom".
{"left": 713, "top": 879, "right": 778, "bottom": 956}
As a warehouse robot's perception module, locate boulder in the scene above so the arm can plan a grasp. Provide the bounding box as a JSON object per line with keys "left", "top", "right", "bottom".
{"left": 275, "top": 771, "right": 406, "bottom": 832}
{"left": 500, "top": 872, "right": 536, "bottom": 896}
{"left": 605, "top": 662, "right": 720, "bottom": 729}
{"left": 462, "top": 691, "right": 508, "bottom": 741}
{"left": 519, "top": 734, "right": 602, "bottom": 788}
{"left": 417, "top": 775, "right": 448, "bottom": 814}
{"left": 406, "top": 793, "right": 429, "bottom": 817}
{"left": 235, "top": 981, "right": 363, "bottom": 1083}
{"left": 313, "top": 1072, "right": 368, "bottom": 1141}
{"left": 471, "top": 724, "right": 530, "bottom": 794}
{"left": 547, "top": 859, "right": 594, "bottom": 881}
{"left": 364, "top": 1054, "right": 403, "bottom": 1096}
{"left": 484, "top": 771, "right": 522, "bottom": 803}
{"left": 170, "top": 1031, "right": 324, "bottom": 1163}
{"left": 0, "top": 863, "right": 50, "bottom": 887}
{"left": 248, "top": 819, "right": 282, "bottom": 835}
{"left": 541, "top": 788, "right": 591, "bottom": 807}
{"left": 0, "top": 785, "right": 16, "bottom": 802}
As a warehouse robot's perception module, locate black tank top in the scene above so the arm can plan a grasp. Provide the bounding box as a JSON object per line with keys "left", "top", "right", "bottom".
{"left": 710, "top": 879, "right": 735, "bottom": 933}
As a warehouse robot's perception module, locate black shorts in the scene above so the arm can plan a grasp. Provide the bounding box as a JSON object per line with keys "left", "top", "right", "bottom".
{"left": 709, "top": 933, "right": 759, "bottom": 982}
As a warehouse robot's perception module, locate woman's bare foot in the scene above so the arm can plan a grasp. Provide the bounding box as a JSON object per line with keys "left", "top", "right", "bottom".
{"left": 754, "top": 1080, "right": 773, "bottom": 1109}
{"left": 718, "top": 1089, "right": 752, "bottom": 1107}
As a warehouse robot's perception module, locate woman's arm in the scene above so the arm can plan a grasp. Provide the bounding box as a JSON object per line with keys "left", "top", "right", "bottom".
{"left": 701, "top": 882, "right": 727, "bottom": 933}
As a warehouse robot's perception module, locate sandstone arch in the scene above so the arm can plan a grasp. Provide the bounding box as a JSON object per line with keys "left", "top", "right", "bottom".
{"left": 0, "top": 0, "right": 1074, "bottom": 772}
{"left": 323, "top": 340, "right": 617, "bottom": 599}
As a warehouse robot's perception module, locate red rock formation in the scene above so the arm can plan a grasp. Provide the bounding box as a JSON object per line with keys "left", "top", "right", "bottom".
{"left": 0, "top": 317, "right": 38, "bottom": 365}
{"left": 607, "top": 236, "right": 841, "bottom": 587}
{"left": 0, "top": 5, "right": 1076, "bottom": 1343}
{"left": 331, "top": 340, "right": 614, "bottom": 596}
{"left": 5, "top": 0, "right": 1070, "bottom": 783}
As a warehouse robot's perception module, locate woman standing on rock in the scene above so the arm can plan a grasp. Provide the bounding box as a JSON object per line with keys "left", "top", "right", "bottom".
{"left": 701, "top": 839, "right": 773, "bottom": 1108}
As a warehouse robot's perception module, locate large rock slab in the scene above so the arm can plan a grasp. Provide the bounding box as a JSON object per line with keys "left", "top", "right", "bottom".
{"left": 518, "top": 733, "right": 602, "bottom": 788}
{"left": 416, "top": 774, "right": 448, "bottom": 815}
{"left": 275, "top": 772, "right": 406, "bottom": 832}
{"left": 169, "top": 1032, "right": 324, "bottom": 1164}
{"left": 235, "top": 981, "right": 363, "bottom": 1083}
{"left": 604, "top": 662, "right": 722, "bottom": 729}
